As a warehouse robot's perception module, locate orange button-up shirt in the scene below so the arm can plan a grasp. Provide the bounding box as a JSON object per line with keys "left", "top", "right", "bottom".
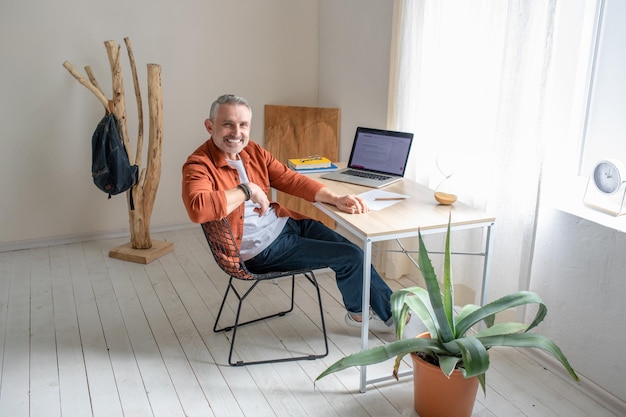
{"left": 182, "top": 138, "right": 325, "bottom": 247}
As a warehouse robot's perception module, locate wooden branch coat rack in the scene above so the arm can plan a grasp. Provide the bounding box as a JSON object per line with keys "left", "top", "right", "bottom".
{"left": 63, "top": 37, "right": 173, "bottom": 264}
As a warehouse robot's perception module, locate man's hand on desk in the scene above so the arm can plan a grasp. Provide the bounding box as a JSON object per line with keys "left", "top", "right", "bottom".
{"left": 336, "top": 194, "right": 370, "bottom": 214}
{"left": 314, "top": 187, "right": 370, "bottom": 214}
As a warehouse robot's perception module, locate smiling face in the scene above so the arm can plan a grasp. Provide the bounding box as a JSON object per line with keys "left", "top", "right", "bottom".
{"left": 205, "top": 102, "right": 252, "bottom": 160}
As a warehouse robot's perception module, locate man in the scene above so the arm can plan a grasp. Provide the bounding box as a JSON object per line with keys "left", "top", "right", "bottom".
{"left": 182, "top": 94, "right": 395, "bottom": 332}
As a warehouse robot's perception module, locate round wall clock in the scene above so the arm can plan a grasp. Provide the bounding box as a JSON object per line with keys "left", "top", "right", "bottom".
{"left": 583, "top": 159, "right": 626, "bottom": 216}
{"left": 593, "top": 160, "right": 622, "bottom": 193}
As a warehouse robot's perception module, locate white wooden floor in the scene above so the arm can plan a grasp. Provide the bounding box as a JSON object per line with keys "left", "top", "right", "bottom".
{"left": 0, "top": 227, "right": 619, "bottom": 417}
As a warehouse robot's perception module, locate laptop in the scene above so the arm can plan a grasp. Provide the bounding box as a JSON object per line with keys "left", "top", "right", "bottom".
{"left": 321, "top": 127, "right": 414, "bottom": 188}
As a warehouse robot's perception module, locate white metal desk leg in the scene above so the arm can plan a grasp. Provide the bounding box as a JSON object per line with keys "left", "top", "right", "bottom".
{"left": 480, "top": 224, "right": 494, "bottom": 306}
{"left": 359, "top": 239, "right": 373, "bottom": 393}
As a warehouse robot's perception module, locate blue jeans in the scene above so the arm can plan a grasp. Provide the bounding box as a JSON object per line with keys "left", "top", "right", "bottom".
{"left": 244, "top": 218, "right": 393, "bottom": 323}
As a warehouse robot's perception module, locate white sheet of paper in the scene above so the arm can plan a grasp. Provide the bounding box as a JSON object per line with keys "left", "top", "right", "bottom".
{"left": 358, "top": 190, "right": 411, "bottom": 211}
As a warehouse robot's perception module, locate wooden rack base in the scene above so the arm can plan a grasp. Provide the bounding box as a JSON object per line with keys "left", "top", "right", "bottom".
{"left": 109, "top": 239, "right": 174, "bottom": 264}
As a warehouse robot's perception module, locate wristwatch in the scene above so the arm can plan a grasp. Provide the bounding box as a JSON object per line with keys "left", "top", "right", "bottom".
{"left": 237, "top": 183, "right": 252, "bottom": 200}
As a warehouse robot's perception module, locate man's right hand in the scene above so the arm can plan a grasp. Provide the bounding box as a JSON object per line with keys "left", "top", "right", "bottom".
{"left": 246, "top": 182, "right": 270, "bottom": 216}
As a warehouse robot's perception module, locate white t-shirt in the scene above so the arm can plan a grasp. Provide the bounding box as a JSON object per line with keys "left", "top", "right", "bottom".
{"left": 227, "top": 159, "right": 288, "bottom": 261}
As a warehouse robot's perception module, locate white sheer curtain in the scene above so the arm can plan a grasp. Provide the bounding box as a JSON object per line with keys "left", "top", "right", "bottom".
{"left": 380, "top": 0, "right": 559, "bottom": 303}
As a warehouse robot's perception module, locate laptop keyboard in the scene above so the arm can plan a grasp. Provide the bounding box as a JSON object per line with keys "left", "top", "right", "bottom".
{"left": 345, "top": 169, "right": 391, "bottom": 181}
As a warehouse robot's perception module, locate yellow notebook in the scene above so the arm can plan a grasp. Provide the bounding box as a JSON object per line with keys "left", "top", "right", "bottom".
{"left": 288, "top": 156, "right": 332, "bottom": 170}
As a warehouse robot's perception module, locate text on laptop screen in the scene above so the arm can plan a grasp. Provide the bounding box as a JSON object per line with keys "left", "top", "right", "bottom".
{"left": 349, "top": 129, "right": 412, "bottom": 176}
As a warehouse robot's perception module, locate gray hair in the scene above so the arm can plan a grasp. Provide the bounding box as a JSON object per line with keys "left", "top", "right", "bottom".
{"left": 208, "top": 94, "right": 252, "bottom": 122}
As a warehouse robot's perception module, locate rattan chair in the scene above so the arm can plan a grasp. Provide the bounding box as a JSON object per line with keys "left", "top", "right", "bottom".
{"left": 201, "top": 218, "right": 329, "bottom": 366}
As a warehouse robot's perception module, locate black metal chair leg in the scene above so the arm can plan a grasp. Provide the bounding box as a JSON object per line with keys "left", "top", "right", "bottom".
{"left": 307, "top": 272, "right": 329, "bottom": 358}
{"left": 214, "top": 278, "right": 295, "bottom": 334}
{"left": 213, "top": 276, "right": 236, "bottom": 333}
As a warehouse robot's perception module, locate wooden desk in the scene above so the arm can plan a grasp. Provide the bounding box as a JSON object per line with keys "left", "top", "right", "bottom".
{"left": 310, "top": 172, "right": 495, "bottom": 392}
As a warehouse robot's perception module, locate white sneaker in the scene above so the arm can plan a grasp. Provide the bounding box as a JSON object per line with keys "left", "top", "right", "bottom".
{"left": 344, "top": 309, "right": 395, "bottom": 333}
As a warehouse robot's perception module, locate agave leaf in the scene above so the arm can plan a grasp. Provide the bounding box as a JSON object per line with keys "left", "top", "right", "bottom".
{"left": 454, "top": 304, "right": 480, "bottom": 326}
{"left": 392, "top": 287, "right": 437, "bottom": 339}
{"left": 455, "top": 291, "right": 547, "bottom": 337}
{"left": 478, "top": 333, "right": 579, "bottom": 382}
{"left": 316, "top": 337, "right": 446, "bottom": 381}
{"left": 474, "top": 322, "right": 528, "bottom": 338}
{"left": 483, "top": 312, "right": 496, "bottom": 328}
{"left": 524, "top": 300, "right": 549, "bottom": 332}
{"left": 393, "top": 351, "right": 404, "bottom": 378}
{"left": 453, "top": 336, "right": 490, "bottom": 378}
{"left": 477, "top": 373, "right": 487, "bottom": 395}
{"left": 418, "top": 229, "right": 454, "bottom": 342}
{"left": 442, "top": 217, "right": 455, "bottom": 334}
{"left": 439, "top": 355, "right": 461, "bottom": 376}
{"left": 440, "top": 339, "right": 462, "bottom": 356}
{"left": 392, "top": 303, "right": 411, "bottom": 341}
{"left": 457, "top": 304, "right": 496, "bottom": 329}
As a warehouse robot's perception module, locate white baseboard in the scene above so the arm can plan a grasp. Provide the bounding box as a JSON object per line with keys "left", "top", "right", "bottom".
{"left": 0, "top": 222, "right": 196, "bottom": 253}
{"left": 521, "top": 349, "right": 625, "bottom": 416}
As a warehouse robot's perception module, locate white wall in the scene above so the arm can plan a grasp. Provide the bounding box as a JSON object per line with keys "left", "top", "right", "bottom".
{"left": 318, "top": 1, "right": 393, "bottom": 160}
{"left": 530, "top": 209, "right": 626, "bottom": 406}
{"left": 0, "top": 0, "right": 392, "bottom": 249}
{"left": 2, "top": 0, "right": 322, "bottom": 245}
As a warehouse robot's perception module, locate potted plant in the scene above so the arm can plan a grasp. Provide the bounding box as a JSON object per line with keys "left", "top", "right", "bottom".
{"left": 316, "top": 216, "right": 579, "bottom": 417}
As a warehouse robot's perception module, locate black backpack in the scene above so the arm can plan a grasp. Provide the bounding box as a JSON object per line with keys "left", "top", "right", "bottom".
{"left": 91, "top": 113, "right": 139, "bottom": 206}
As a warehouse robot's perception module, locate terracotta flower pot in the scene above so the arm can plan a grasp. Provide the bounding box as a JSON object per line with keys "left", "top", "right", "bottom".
{"left": 411, "top": 333, "right": 479, "bottom": 417}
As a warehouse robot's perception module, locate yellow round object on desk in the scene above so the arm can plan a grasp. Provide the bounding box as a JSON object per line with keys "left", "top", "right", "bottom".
{"left": 434, "top": 191, "right": 457, "bottom": 205}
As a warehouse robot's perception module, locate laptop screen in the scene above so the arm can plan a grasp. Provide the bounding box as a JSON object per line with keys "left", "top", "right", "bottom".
{"left": 348, "top": 127, "right": 414, "bottom": 176}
